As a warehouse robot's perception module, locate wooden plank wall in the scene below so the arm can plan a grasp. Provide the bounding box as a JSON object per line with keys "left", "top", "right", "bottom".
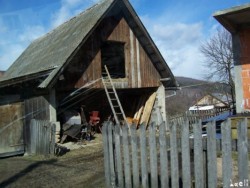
{"left": 24, "top": 95, "right": 50, "bottom": 154}
{"left": 102, "top": 119, "right": 250, "bottom": 188}
{"left": 24, "top": 95, "right": 50, "bottom": 122}
{"left": 0, "top": 102, "right": 24, "bottom": 157}
{"left": 29, "top": 119, "right": 55, "bottom": 155}
{"left": 74, "top": 16, "right": 161, "bottom": 89}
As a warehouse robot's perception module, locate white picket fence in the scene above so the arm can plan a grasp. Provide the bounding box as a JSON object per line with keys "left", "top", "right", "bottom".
{"left": 102, "top": 118, "right": 249, "bottom": 188}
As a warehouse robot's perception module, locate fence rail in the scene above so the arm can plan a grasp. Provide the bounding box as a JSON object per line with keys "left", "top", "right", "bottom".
{"left": 102, "top": 118, "right": 249, "bottom": 188}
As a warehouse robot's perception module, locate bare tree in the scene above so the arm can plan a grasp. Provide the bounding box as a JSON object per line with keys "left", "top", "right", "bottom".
{"left": 200, "top": 28, "right": 235, "bottom": 109}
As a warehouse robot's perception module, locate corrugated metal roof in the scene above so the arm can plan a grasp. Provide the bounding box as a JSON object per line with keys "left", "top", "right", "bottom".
{"left": 0, "top": 0, "right": 115, "bottom": 87}
{"left": 203, "top": 111, "right": 232, "bottom": 123}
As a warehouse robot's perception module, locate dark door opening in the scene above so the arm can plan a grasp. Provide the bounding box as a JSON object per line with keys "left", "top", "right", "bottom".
{"left": 101, "top": 41, "right": 125, "bottom": 78}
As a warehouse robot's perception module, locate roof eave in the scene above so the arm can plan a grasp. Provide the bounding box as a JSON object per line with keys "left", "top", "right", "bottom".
{"left": 0, "top": 69, "right": 54, "bottom": 88}
{"left": 213, "top": 3, "right": 250, "bottom": 34}
{"left": 121, "top": 0, "right": 177, "bottom": 88}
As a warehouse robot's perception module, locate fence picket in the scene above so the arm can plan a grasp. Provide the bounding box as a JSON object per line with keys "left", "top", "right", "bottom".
{"left": 159, "top": 122, "right": 169, "bottom": 188}
{"left": 170, "top": 122, "right": 179, "bottom": 188}
{"left": 102, "top": 122, "right": 111, "bottom": 187}
{"left": 102, "top": 119, "right": 249, "bottom": 188}
{"left": 207, "top": 121, "right": 217, "bottom": 188}
{"left": 140, "top": 123, "right": 148, "bottom": 188}
{"left": 181, "top": 119, "right": 191, "bottom": 188}
{"left": 237, "top": 118, "right": 248, "bottom": 183}
{"left": 131, "top": 123, "right": 139, "bottom": 188}
{"left": 50, "top": 123, "right": 55, "bottom": 155}
{"left": 193, "top": 120, "right": 204, "bottom": 188}
{"left": 108, "top": 122, "right": 116, "bottom": 186}
{"left": 149, "top": 123, "right": 158, "bottom": 188}
{"left": 114, "top": 125, "right": 124, "bottom": 188}
{"left": 122, "top": 124, "right": 132, "bottom": 188}
{"left": 222, "top": 119, "right": 232, "bottom": 188}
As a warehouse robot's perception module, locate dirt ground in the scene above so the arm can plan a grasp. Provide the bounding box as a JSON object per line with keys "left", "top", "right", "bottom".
{"left": 0, "top": 135, "right": 105, "bottom": 188}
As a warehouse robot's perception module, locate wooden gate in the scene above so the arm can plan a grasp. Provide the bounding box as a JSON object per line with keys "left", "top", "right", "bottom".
{"left": 0, "top": 102, "right": 24, "bottom": 158}
{"left": 102, "top": 119, "right": 249, "bottom": 188}
{"left": 28, "top": 119, "right": 56, "bottom": 155}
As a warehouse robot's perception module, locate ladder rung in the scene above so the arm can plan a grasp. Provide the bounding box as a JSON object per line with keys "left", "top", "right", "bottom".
{"left": 103, "top": 65, "right": 126, "bottom": 123}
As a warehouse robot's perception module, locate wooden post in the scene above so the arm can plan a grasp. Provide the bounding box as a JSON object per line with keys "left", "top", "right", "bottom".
{"left": 181, "top": 119, "right": 191, "bottom": 188}
{"left": 207, "top": 121, "right": 217, "bottom": 188}
{"left": 50, "top": 122, "right": 56, "bottom": 155}
{"left": 159, "top": 122, "right": 169, "bottom": 188}
{"left": 131, "top": 123, "right": 139, "bottom": 188}
{"left": 102, "top": 122, "right": 111, "bottom": 187}
{"left": 49, "top": 88, "right": 57, "bottom": 122}
{"left": 114, "top": 125, "right": 124, "bottom": 188}
{"left": 140, "top": 92, "right": 157, "bottom": 127}
{"left": 170, "top": 122, "right": 179, "bottom": 188}
{"left": 237, "top": 118, "right": 248, "bottom": 183}
{"left": 108, "top": 122, "right": 115, "bottom": 186}
{"left": 149, "top": 123, "right": 158, "bottom": 188}
{"left": 193, "top": 120, "right": 204, "bottom": 188}
{"left": 122, "top": 124, "right": 132, "bottom": 188}
{"left": 222, "top": 119, "right": 232, "bottom": 187}
{"left": 140, "top": 123, "right": 148, "bottom": 188}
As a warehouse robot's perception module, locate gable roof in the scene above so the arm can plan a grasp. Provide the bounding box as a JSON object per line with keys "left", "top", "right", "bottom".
{"left": 192, "top": 93, "right": 230, "bottom": 107}
{"left": 0, "top": 0, "right": 177, "bottom": 88}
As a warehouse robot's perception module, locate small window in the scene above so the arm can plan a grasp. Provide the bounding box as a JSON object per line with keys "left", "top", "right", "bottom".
{"left": 101, "top": 41, "right": 125, "bottom": 78}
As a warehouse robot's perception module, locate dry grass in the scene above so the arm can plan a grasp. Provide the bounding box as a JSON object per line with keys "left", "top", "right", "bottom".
{"left": 0, "top": 134, "right": 105, "bottom": 188}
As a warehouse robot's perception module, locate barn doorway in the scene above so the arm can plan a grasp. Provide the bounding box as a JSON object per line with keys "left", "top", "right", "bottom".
{"left": 101, "top": 41, "right": 125, "bottom": 78}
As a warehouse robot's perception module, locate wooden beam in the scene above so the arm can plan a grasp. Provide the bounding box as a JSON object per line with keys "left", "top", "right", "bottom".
{"left": 140, "top": 92, "right": 156, "bottom": 128}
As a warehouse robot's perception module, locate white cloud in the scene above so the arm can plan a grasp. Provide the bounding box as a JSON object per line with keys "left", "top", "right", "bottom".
{"left": 0, "top": 19, "right": 8, "bottom": 34}
{"left": 0, "top": 0, "right": 209, "bottom": 81}
{"left": 50, "top": 0, "right": 99, "bottom": 29}
{"left": 0, "top": 0, "right": 103, "bottom": 71}
{"left": 0, "top": 23, "right": 47, "bottom": 70}
{"left": 0, "top": 44, "right": 24, "bottom": 70}
{"left": 19, "top": 25, "right": 46, "bottom": 43}
{"left": 141, "top": 17, "right": 206, "bottom": 79}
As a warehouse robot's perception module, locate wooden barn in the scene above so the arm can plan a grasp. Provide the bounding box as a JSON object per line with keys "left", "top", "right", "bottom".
{"left": 0, "top": 0, "right": 177, "bottom": 157}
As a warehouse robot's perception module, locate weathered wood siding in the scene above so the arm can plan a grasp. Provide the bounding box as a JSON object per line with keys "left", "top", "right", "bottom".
{"left": 24, "top": 96, "right": 50, "bottom": 154}
{"left": 103, "top": 119, "right": 250, "bottom": 188}
{"left": 24, "top": 96, "right": 50, "bottom": 122}
{"left": 0, "top": 102, "right": 24, "bottom": 157}
{"left": 74, "top": 17, "right": 161, "bottom": 89}
{"left": 29, "top": 119, "right": 55, "bottom": 155}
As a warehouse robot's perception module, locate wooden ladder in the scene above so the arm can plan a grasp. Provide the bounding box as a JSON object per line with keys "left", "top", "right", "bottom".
{"left": 102, "top": 65, "right": 127, "bottom": 125}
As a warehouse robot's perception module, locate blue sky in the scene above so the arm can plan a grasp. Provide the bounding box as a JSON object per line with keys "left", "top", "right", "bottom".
{"left": 0, "top": 0, "right": 249, "bottom": 79}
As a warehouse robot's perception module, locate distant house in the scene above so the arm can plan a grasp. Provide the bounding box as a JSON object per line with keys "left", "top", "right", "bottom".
{"left": 0, "top": 0, "right": 177, "bottom": 156}
{"left": 214, "top": 3, "right": 250, "bottom": 114}
{"left": 189, "top": 93, "right": 231, "bottom": 119}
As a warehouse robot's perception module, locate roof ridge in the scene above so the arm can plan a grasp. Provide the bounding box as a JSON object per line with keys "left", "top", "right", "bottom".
{"left": 33, "top": 0, "right": 113, "bottom": 44}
